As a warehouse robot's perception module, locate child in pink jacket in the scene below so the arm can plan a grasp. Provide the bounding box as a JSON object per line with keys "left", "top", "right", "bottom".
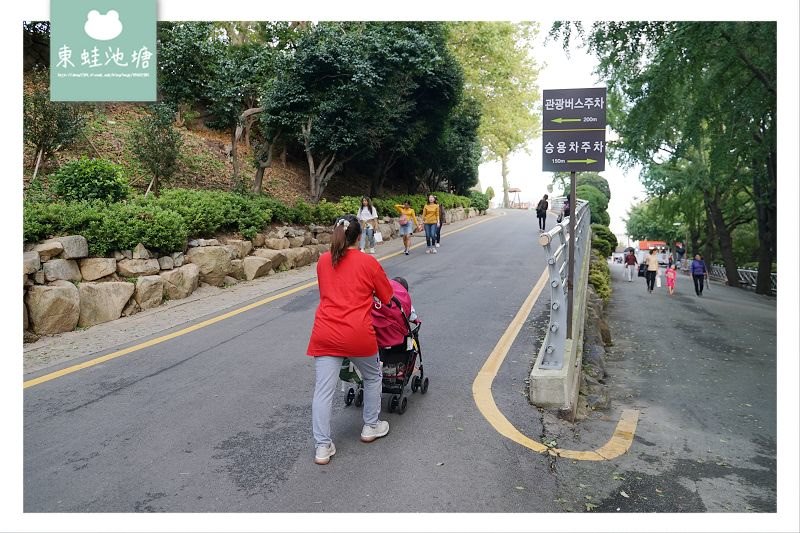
{"left": 665, "top": 264, "right": 677, "bottom": 295}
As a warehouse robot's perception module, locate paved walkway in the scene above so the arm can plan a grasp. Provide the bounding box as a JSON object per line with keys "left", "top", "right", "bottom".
{"left": 570, "top": 262, "right": 778, "bottom": 512}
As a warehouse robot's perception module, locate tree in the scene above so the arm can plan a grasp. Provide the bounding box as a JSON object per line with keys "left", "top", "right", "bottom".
{"left": 23, "top": 68, "right": 86, "bottom": 177}
{"left": 554, "top": 21, "right": 775, "bottom": 292}
{"left": 130, "top": 104, "right": 183, "bottom": 197}
{"left": 447, "top": 22, "right": 541, "bottom": 208}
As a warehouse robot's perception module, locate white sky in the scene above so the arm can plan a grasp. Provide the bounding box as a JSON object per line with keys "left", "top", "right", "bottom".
{"left": 478, "top": 24, "right": 646, "bottom": 240}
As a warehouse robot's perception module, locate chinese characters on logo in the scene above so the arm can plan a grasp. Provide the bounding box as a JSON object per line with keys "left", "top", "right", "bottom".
{"left": 56, "top": 44, "right": 152, "bottom": 69}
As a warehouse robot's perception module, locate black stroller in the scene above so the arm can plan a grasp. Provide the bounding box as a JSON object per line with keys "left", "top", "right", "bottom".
{"left": 341, "top": 296, "right": 429, "bottom": 414}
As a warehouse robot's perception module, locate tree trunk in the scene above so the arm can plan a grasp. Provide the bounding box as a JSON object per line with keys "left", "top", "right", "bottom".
{"left": 231, "top": 126, "right": 241, "bottom": 188}
{"left": 705, "top": 190, "right": 739, "bottom": 287}
{"left": 754, "top": 150, "right": 777, "bottom": 295}
{"left": 501, "top": 155, "right": 510, "bottom": 208}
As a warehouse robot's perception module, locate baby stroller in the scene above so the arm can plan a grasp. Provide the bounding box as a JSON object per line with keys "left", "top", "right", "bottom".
{"left": 341, "top": 296, "right": 429, "bottom": 415}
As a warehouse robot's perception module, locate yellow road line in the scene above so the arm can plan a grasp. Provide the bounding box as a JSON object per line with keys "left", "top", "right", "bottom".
{"left": 471, "top": 269, "right": 639, "bottom": 461}
{"left": 24, "top": 215, "right": 498, "bottom": 389}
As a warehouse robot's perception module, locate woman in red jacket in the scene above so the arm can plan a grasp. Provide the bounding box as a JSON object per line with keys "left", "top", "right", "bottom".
{"left": 306, "top": 214, "right": 394, "bottom": 465}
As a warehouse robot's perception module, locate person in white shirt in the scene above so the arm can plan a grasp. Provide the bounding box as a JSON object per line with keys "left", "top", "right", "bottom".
{"left": 357, "top": 196, "right": 379, "bottom": 254}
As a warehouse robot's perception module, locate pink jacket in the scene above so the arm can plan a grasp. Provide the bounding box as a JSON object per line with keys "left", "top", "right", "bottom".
{"left": 371, "top": 279, "right": 414, "bottom": 348}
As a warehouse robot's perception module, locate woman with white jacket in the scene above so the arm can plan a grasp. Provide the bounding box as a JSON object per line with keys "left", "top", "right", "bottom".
{"left": 357, "top": 196, "right": 379, "bottom": 254}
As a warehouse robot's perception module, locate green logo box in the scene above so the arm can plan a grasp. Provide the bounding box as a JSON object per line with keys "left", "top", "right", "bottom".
{"left": 50, "top": 0, "right": 156, "bottom": 101}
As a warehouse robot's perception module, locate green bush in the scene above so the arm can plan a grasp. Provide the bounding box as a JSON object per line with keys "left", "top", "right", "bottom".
{"left": 83, "top": 203, "right": 188, "bottom": 256}
{"left": 592, "top": 237, "right": 612, "bottom": 258}
{"left": 468, "top": 191, "right": 489, "bottom": 212}
{"left": 591, "top": 224, "right": 618, "bottom": 252}
{"left": 312, "top": 199, "right": 345, "bottom": 225}
{"left": 591, "top": 210, "right": 611, "bottom": 226}
{"left": 149, "top": 189, "right": 228, "bottom": 237}
{"left": 51, "top": 157, "right": 130, "bottom": 202}
{"left": 588, "top": 251, "right": 612, "bottom": 303}
{"left": 338, "top": 196, "right": 362, "bottom": 215}
{"left": 289, "top": 199, "right": 314, "bottom": 225}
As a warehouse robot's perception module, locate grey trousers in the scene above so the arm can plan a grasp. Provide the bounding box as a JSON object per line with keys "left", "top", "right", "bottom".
{"left": 312, "top": 355, "right": 382, "bottom": 447}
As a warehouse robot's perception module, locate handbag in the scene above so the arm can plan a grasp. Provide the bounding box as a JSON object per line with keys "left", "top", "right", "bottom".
{"left": 398, "top": 214, "right": 409, "bottom": 226}
{"left": 656, "top": 274, "right": 662, "bottom": 288}
{"left": 374, "top": 231, "right": 383, "bottom": 243}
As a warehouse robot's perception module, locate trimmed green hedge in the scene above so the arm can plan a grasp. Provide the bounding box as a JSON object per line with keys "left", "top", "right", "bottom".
{"left": 23, "top": 188, "right": 479, "bottom": 255}
{"left": 588, "top": 251, "right": 612, "bottom": 303}
{"left": 51, "top": 157, "right": 130, "bottom": 202}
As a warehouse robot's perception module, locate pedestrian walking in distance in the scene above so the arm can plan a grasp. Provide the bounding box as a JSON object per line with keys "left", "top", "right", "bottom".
{"left": 421, "top": 194, "right": 440, "bottom": 254}
{"left": 624, "top": 250, "right": 638, "bottom": 282}
{"left": 306, "top": 214, "right": 393, "bottom": 465}
{"left": 393, "top": 200, "right": 419, "bottom": 255}
{"left": 645, "top": 249, "right": 659, "bottom": 293}
{"left": 691, "top": 253, "right": 708, "bottom": 296}
{"left": 357, "top": 196, "right": 379, "bottom": 254}
{"left": 665, "top": 263, "right": 677, "bottom": 295}
{"left": 434, "top": 196, "right": 446, "bottom": 248}
{"left": 535, "top": 194, "right": 549, "bottom": 232}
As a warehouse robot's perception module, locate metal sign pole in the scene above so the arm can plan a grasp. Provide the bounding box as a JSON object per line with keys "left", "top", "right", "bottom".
{"left": 566, "top": 171, "right": 577, "bottom": 340}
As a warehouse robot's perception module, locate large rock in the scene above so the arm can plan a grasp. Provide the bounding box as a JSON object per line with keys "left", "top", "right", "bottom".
{"left": 304, "top": 245, "right": 321, "bottom": 262}
{"left": 264, "top": 238, "right": 290, "bottom": 250}
{"left": 132, "top": 243, "right": 151, "bottom": 259}
{"left": 158, "top": 256, "right": 174, "bottom": 270}
{"left": 79, "top": 258, "right": 117, "bottom": 281}
{"left": 121, "top": 298, "right": 140, "bottom": 317}
{"left": 283, "top": 247, "right": 314, "bottom": 269}
{"left": 288, "top": 236, "right": 305, "bottom": 248}
{"left": 224, "top": 240, "right": 253, "bottom": 259}
{"left": 160, "top": 263, "right": 200, "bottom": 300}
{"left": 32, "top": 241, "right": 64, "bottom": 262}
{"left": 134, "top": 275, "right": 165, "bottom": 310}
{"left": 44, "top": 259, "right": 82, "bottom": 282}
{"left": 197, "top": 238, "right": 220, "bottom": 247}
{"left": 316, "top": 233, "right": 332, "bottom": 245}
{"left": 229, "top": 259, "right": 245, "bottom": 280}
{"left": 252, "top": 249, "right": 286, "bottom": 270}
{"left": 25, "top": 280, "right": 80, "bottom": 335}
{"left": 186, "top": 246, "right": 232, "bottom": 286}
{"left": 243, "top": 256, "right": 272, "bottom": 281}
{"left": 44, "top": 235, "right": 88, "bottom": 259}
{"left": 171, "top": 252, "right": 185, "bottom": 267}
{"left": 78, "top": 282, "right": 135, "bottom": 327}
{"left": 24, "top": 252, "right": 41, "bottom": 274}
{"left": 252, "top": 233, "right": 266, "bottom": 248}
{"left": 117, "top": 258, "right": 161, "bottom": 277}
{"left": 33, "top": 271, "right": 46, "bottom": 284}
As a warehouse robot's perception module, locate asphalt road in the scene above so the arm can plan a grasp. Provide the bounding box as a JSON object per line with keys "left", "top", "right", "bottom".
{"left": 23, "top": 209, "right": 780, "bottom": 520}
{"left": 24, "top": 209, "right": 562, "bottom": 513}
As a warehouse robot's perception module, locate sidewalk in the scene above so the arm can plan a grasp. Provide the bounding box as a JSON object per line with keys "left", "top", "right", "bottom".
{"left": 595, "top": 261, "right": 777, "bottom": 511}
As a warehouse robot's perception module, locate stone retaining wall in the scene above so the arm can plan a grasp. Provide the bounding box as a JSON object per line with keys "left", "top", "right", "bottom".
{"left": 23, "top": 209, "right": 483, "bottom": 342}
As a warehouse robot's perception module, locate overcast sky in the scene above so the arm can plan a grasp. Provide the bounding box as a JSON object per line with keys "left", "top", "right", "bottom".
{"left": 477, "top": 23, "right": 646, "bottom": 240}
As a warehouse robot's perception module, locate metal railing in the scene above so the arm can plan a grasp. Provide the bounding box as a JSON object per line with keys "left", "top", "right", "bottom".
{"left": 708, "top": 265, "right": 777, "bottom": 293}
{"left": 535, "top": 198, "right": 591, "bottom": 370}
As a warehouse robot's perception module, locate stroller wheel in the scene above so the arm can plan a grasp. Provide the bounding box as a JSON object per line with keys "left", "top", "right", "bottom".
{"left": 355, "top": 388, "right": 364, "bottom": 407}
{"left": 345, "top": 387, "right": 355, "bottom": 406}
{"left": 388, "top": 395, "right": 399, "bottom": 413}
{"left": 421, "top": 377, "right": 429, "bottom": 394}
{"left": 398, "top": 396, "right": 408, "bottom": 414}
{"left": 411, "top": 375, "right": 421, "bottom": 393}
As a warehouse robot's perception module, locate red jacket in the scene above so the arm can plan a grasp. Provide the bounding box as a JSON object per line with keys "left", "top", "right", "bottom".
{"left": 307, "top": 249, "right": 393, "bottom": 357}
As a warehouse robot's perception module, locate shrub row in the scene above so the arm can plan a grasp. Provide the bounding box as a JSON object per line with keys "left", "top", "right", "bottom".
{"left": 588, "top": 250, "right": 612, "bottom": 303}
{"left": 24, "top": 188, "right": 481, "bottom": 255}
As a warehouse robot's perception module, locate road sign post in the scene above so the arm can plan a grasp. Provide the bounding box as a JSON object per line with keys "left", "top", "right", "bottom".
{"left": 542, "top": 87, "right": 607, "bottom": 340}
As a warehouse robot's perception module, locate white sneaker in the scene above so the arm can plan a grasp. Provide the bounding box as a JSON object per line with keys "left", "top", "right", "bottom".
{"left": 426, "top": 249, "right": 431, "bottom": 254}
{"left": 359, "top": 248, "right": 365, "bottom": 253}
{"left": 360, "top": 420, "right": 390, "bottom": 442}
{"left": 314, "top": 442, "right": 336, "bottom": 465}
{"left": 369, "top": 248, "right": 375, "bottom": 254}
{"left": 435, "top": 243, "right": 440, "bottom": 248}
{"left": 432, "top": 248, "right": 437, "bottom": 254}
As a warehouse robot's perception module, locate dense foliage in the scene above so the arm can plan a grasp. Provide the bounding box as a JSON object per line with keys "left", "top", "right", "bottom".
{"left": 50, "top": 157, "right": 130, "bottom": 202}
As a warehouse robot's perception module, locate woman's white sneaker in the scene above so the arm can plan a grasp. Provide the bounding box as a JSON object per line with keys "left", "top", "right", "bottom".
{"left": 314, "top": 442, "right": 336, "bottom": 465}
{"left": 360, "top": 420, "right": 390, "bottom": 442}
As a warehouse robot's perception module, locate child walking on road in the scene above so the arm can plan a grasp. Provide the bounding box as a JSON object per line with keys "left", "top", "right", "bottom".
{"left": 665, "top": 264, "right": 677, "bottom": 295}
